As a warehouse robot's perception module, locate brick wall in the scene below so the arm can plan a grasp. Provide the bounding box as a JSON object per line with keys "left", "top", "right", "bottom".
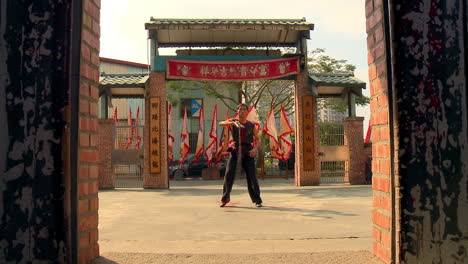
{"left": 343, "top": 117, "right": 366, "bottom": 184}
{"left": 98, "top": 120, "right": 115, "bottom": 189}
{"left": 78, "top": 0, "right": 101, "bottom": 262}
{"left": 365, "top": 0, "right": 392, "bottom": 262}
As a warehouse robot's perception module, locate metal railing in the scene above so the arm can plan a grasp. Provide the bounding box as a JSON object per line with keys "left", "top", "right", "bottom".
{"left": 319, "top": 122, "right": 345, "bottom": 146}
{"left": 114, "top": 125, "right": 144, "bottom": 149}
{"left": 320, "top": 161, "right": 347, "bottom": 184}
{"left": 114, "top": 164, "right": 143, "bottom": 188}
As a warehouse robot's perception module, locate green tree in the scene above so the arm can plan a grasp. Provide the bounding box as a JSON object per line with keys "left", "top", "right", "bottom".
{"left": 307, "top": 48, "right": 370, "bottom": 113}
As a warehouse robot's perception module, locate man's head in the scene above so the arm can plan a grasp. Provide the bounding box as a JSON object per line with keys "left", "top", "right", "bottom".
{"left": 237, "top": 103, "right": 249, "bottom": 121}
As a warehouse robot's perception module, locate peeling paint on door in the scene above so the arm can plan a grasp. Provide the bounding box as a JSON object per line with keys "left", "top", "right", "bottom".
{"left": 392, "top": 0, "right": 468, "bottom": 263}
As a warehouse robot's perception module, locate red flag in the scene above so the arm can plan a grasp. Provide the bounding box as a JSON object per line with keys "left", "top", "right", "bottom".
{"left": 246, "top": 105, "right": 261, "bottom": 147}
{"left": 179, "top": 105, "right": 190, "bottom": 164}
{"left": 205, "top": 105, "right": 218, "bottom": 164}
{"left": 263, "top": 107, "right": 282, "bottom": 160}
{"left": 125, "top": 107, "right": 134, "bottom": 149}
{"left": 278, "top": 106, "right": 294, "bottom": 161}
{"left": 365, "top": 120, "right": 372, "bottom": 143}
{"left": 167, "top": 104, "right": 175, "bottom": 162}
{"left": 113, "top": 107, "right": 118, "bottom": 121}
{"left": 135, "top": 106, "right": 141, "bottom": 149}
{"left": 194, "top": 106, "right": 204, "bottom": 163}
{"left": 216, "top": 109, "right": 232, "bottom": 163}
{"left": 246, "top": 105, "right": 261, "bottom": 131}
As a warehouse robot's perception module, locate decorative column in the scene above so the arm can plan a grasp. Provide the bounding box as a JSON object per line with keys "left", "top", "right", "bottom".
{"left": 98, "top": 119, "right": 115, "bottom": 189}
{"left": 343, "top": 117, "right": 365, "bottom": 184}
{"left": 143, "top": 72, "right": 169, "bottom": 188}
{"left": 294, "top": 70, "right": 320, "bottom": 185}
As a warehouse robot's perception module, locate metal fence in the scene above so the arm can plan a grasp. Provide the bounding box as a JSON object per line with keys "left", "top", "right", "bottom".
{"left": 257, "top": 156, "right": 294, "bottom": 179}
{"left": 113, "top": 164, "right": 143, "bottom": 188}
{"left": 113, "top": 125, "right": 144, "bottom": 188}
{"left": 114, "top": 125, "right": 144, "bottom": 150}
{"left": 320, "top": 161, "right": 347, "bottom": 184}
{"left": 319, "top": 122, "right": 344, "bottom": 146}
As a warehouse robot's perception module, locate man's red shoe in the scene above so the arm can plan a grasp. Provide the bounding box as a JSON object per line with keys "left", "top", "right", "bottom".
{"left": 219, "top": 201, "right": 229, "bottom": 207}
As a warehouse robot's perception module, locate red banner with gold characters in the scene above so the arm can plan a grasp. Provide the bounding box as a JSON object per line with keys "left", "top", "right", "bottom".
{"left": 166, "top": 57, "right": 299, "bottom": 81}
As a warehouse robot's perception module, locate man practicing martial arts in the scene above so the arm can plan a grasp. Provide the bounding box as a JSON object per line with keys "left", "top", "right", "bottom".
{"left": 219, "top": 103, "right": 263, "bottom": 208}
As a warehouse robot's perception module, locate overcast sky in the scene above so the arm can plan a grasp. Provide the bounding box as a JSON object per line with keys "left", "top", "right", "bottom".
{"left": 99, "top": 0, "right": 370, "bottom": 129}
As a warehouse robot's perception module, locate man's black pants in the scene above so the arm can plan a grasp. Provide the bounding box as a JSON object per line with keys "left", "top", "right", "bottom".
{"left": 221, "top": 153, "right": 262, "bottom": 204}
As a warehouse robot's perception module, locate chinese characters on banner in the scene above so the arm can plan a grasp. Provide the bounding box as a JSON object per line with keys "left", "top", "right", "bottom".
{"left": 150, "top": 97, "right": 161, "bottom": 173}
{"left": 166, "top": 57, "right": 299, "bottom": 81}
{"left": 302, "top": 96, "right": 315, "bottom": 170}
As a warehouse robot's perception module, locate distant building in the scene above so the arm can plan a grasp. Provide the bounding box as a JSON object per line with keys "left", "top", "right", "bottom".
{"left": 317, "top": 98, "right": 348, "bottom": 123}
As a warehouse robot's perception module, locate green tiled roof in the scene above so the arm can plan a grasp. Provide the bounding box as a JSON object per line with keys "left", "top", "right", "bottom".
{"left": 99, "top": 74, "right": 149, "bottom": 88}
{"left": 309, "top": 73, "right": 366, "bottom": 89}
{"left": 147, "top": 17, "right": 313, "bottom": 27}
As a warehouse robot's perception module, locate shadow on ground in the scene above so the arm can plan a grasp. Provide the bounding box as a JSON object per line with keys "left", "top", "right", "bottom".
{"left": 93, "top": 251, "right": 385, "bottom": 264}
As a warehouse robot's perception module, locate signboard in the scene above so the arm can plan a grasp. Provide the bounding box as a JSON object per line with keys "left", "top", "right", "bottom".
{"left": 191, "top": 99, "right": 202, "bottom": 117}
{"left": 303, "top": 96, "right": 315, "bottom": 170}
{"left": 150, "top": 97, "right": 161, "bottom": 173}
{"left": 166, "top": 57, "right": 300, "bottom": 81}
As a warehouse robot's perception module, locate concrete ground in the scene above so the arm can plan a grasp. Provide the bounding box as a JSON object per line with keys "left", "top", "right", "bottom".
{"left": 93, "top": 179, "right": 384, "bottom": 263}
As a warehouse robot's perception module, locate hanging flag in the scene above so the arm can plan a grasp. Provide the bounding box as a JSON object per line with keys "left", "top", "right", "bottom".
{"left": 205, "top": 105, "right": 218, "bottom": 164}
{"left": 125, "top": 107, "right": 134, "bottom": 149}
{"left": 135, "top": 106, "right": 141, "bottom": 149}
{"left": 216, "top": 109, "right": 233, "bottom": 163}
{"left": 167, "top": 104, "right": 175, "bottom": 162}
{"left": 263, "top": 107, "right": 282, "bottom": 160}
{"left": 365, "top": 120, "right": 372, "bottom": 143}
{"left": 194, "top": 106, "right": 204, "bottom": 163}
{"left": 179, "top": 105, "right": 190, "bottom": 164}
{"left": 246, "top": 104, "right": 261, "bottom": 147}
{"left": 246, "top": 105, "right": 261, "bottom": 131}
{"left": 279, "top": 106, "right": 294, "bottom": 161}
{"left": 113, "top": 107, "right": 118, "bottom": 121}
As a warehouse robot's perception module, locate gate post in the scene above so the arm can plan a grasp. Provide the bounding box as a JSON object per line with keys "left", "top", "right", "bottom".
{"left": 98, "top": 119, "right": 115, "bottom": 189}
{"left": 143, "top": 72, "right": 169, "bottom": 188}
{"left": 294, "top": 70, "right": 321, "bottom": 185}
{"left": 343, "top": 117, "right": 366, "bottom": 184}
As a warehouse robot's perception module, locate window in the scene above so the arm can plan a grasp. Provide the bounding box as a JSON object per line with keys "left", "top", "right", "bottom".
{"left": 188, "top": 133, "right": 197, "bottom": 154}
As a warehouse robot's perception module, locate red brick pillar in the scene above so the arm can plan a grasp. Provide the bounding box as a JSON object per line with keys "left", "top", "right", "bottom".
{"left": 343, "top": 117, "right": 365, "bottom": 184}
{"left": 98, "top": 119, "right": 115, "bottom": 189}
{"left": 366, "top": 0, "right": 392, "bottom": 262}
{"left": 78, "top": 0, "right": 101, "bottom": 262}
{"left": 294, "top": 70, "right": 320, "bottom": 186}
{"left": 143, "top": 72, "right": 169, "bottom": 188}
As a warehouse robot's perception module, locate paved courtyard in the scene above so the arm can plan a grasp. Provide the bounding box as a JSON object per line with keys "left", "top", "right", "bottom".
{"left": 94, "top": 179, "right": 383, "bottom": 263}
